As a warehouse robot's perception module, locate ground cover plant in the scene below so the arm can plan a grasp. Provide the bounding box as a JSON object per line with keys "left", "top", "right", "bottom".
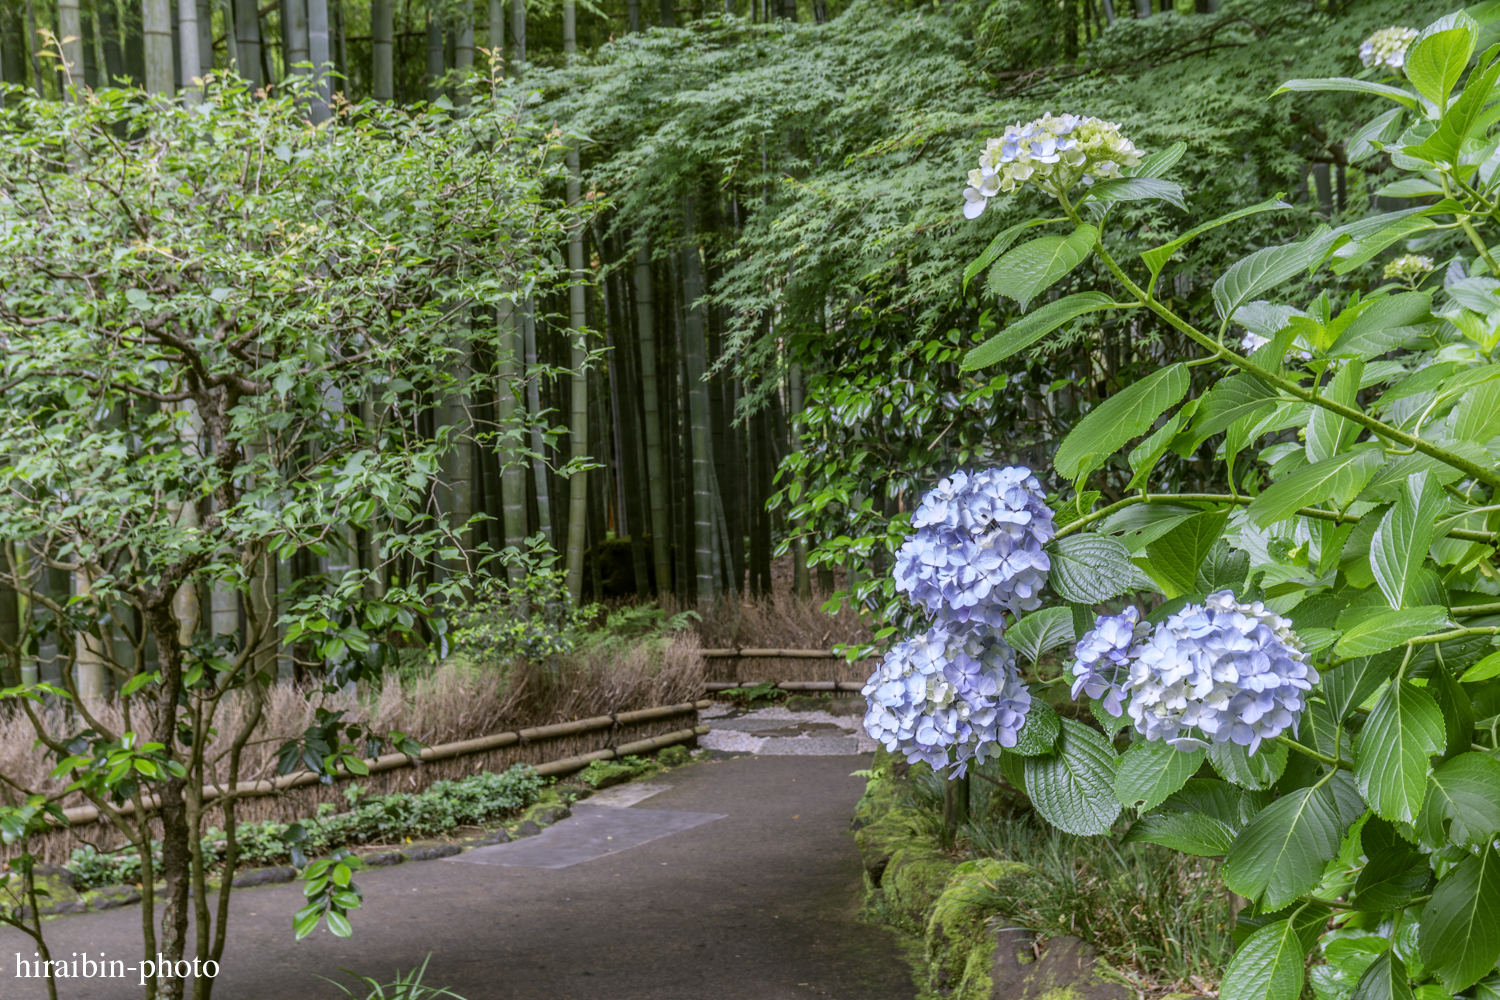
{"left": 862, "top": 8, "right": 1500, "bottom": 1000}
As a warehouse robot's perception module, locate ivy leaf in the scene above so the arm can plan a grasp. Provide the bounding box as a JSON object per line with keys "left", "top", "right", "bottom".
{"left": 987, "top": 224, "right": 1098, "bottom": 311}
{"left": 1048, "top": 534, "right": 1138, "bottom": 603}
{"left": 1054, "top": 363, "right": 1190, "bottom": 481}
{"left": 961, "top": 292, "right": 1114, "bottom": 370}
{"left": 1418, "top": 844, "right": 1500, "bottom": 993}
{"left": 1356, "top": 680, "right": 1446, "bottom": 823}
{"left": 1023, "top": 718, "right": 1121, "bottom": 836}
{"left": 1223, "top": 785, "right": 1343, "bottom": 909}
{"left": 1113, "top": 739, "right": 1204, "bottom": 812}
{"left": 1220, "top": 918, "right": 1310, "bottom": 1000}
{"left": 1336, "top": 606, "right": 1450, "bottom": 658}
{"left": 1135, "top": 508, "right": 1229, "bottom": 599}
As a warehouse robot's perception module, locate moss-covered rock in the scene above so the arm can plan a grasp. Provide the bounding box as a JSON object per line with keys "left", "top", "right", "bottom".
{"left": 880, "top": 843, "right": 959, "bottom": 937}
{"left": 925, "top": 858, "right": 1033, "bottom": 998}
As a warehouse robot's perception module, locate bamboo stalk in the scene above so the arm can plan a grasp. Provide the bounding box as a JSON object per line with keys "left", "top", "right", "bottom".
{"left": 58, "top": 700, "right": 712, "bottom": 827}
{"left": 533, "top": 725, "right": 709, "bottom": 777}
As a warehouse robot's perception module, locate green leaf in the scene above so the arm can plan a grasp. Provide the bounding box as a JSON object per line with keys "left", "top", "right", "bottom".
{"left": 987, "top": 224, "right": 1098, "bottom": 311}
{"left": 1114, "top": 739, "right": 1205, "bottom": 811}
{"left": 1418, "top": 844, "right": 1500, "bottom": 992}
{"left": 1322, "top": 652, "right": 1400, "bottom": 720}
{"left": 1189, "top": 373, "right": 1280, "bottom": 446}
{"left": 961, "top": 292, "right": 1115, "bottom": 370}
{"left": 1351, "top": 953, "right": 1414, "bottom": 1000}
{"left": 1220, "top": 918, "right": 1309, "bottom": 1000}
{"left": 1135, "top": 508, "right": 1229, "bottom": 598}
{"left": 1354, "top": 842, "right": 1433, "bottom": 911}
{"left": 1461, "top": 650, "right": 1500, "bottom": 682}
{"left": 1404, "top": 12, "right": 1480, "bottom": 112}
{"left": 963, "top": 218, "right": 1060, "bottom": 292}
{"left": 1011, "top": 698, "right": 1062, "bottom": 757}
{"left": 1132, "top": 140, "right": 1188, "bottom": 178}
{"left": 1356, "top": 680, "right": 1446, "bottom": 823}
{"left": 1249, "top": 449, "right": 1384, "bottom": 528}
{"left": 1048, "top": 534, "right": 1139, "bottom": 603}
{"left": 326, "top": 909, "right": 354, "bottom": 937}
{"left": 1348, "top": 108, "right": 1407, "bottom": 162}
{"left": 1307, "top": 360, "right": 1365, "bottom": 462}
{"left": 1214, "top": 228, "right": 1339, "bottom": 320}
{"left": 1328, "top": 299, "right": 1431, "bottom": 361}
{"left": 1208, "top": 740, "right": 1288, "bottom": 790}
{"left": 1084, "top": 176, "right": 1186, "bottom": 211}
{"left": 1410, "top": 59, "right": 1500, "bottom": 164}
{"left": 1121, "top": 810, "right": 1237, "bottom": 855}
{"left": 1054, "top": 364, "right": 1190, "bottom": 481}
{"left": 1416, "top": 752, "right": 1500, "bottom": 847}
{"left": 1008, "top": 607, "right": 1076, "bottom": 666}
{"left": 1141, "top": 197, "right": 1291, "bottom": 275}
{"left": 1336, "top": 606, "right": 1451, "bottom": 658}
{"left": 1223, "top": 786, "right": 1343, "bottom": 909}
{"left": 1023, "top": 718, "right": 1121, "bottom": 836}
{"left": 1372, "top": 473, "right": 1446, "bottom": 610}
{"left": 1330, "top": 218, "right": 1438, "bottom": 275}
{"left": 1272, "top": 78, "right": 1419, "bottom": 110}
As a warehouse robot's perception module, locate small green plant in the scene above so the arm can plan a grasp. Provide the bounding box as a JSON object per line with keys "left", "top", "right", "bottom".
{"left": 721, "top": 681, "right": 787, "bottom": 708}
{"left": 657, "top": 745, "right": 692, "bottom": 767}
{"left": 449, "top": 543, "right": 599, "bottom": 663}
{"left": 577, "top": 755, "right": 656, "bottom": 789}
{"left": 325, "top": 956, "right": 467, "bottom": 1000}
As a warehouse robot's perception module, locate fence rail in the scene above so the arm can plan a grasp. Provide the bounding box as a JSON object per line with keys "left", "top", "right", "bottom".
{"left": 703, "top": 681, "right": 865, "bottom": 692}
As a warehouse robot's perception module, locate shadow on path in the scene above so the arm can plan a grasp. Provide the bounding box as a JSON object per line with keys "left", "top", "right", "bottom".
{"left": 2, "top": 755, "right": 915, "bottom": 1000}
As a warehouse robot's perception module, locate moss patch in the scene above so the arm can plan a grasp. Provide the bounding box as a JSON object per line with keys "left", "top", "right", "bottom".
{"left": 926, "top": 858, "right": 1033, "bottom": 998}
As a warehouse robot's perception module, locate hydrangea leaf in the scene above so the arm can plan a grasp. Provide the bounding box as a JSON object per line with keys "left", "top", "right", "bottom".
{"left": 1335, "top": 606, "right": 1450, "bottom": 658}
{"left": 1113, "top": 739, "right": 1204, "bottom": 811}
{"left": 1208, "top": 740, "right": 1289, "bottom": 790}
{"left": 1356, "top": 680, "right": 1445, "bottom": 823}
{"left": 1083, "top": 176, "right": 1186, "bottom": 211}
{"left": 1306, "top": 360, "right": 1365, "bottom": 462}
{"left": 1134, "top": 507, "right": 1229, "bottom": 599}
{"left": 1272, "top": 78, "right": 1419, "bottom": 111}
{"left": 1187, "top": 372, "right": 1279, "bottom": 448}
{"left": 1418, "top": 843, "right": 1500, "bottom": 993}
{"left": 986, "top": 224, "right": 1098, "bottom": 311}
{"left": 1404, "top": 12, "right": 1480, "bottom": 112}
{"left": 1196, "top": 541, "right": 1250, "bottom": 594}
{"left": 1022, "top": 717, "right": 1121, "bottom": 836}
{"left": 1011, "top": 698, "right": 1061, "bottom": 757}
{"left": 1054, "top": 363, "right": 1189, "bottom": 481}
{"left": 1248, "top": 447, "right": 1384, "bottom": 527}
{"left": 961, "top": 292, "right": 1114, "bottom": 370}
{"left": 1214, "top": 227, "right": 1340, "bottom": 320}
{"left": 1120, "top": 810, "right": 1235, "bottom": 856}
{"left": 1348, "top": 108, "right": 1406, "bottom": 163}
{"left": 1220, "top": 918, "right": 1309, "bottom": 1000}
{"left": 1414, "top": 753, "right": 1500, "bottom": 848}
{"left": 1353, "top": 846, "right": 1433, "bottom": 911}
{"left": 1331, "top": 218, "right": 1438, "bottom": 275}
{"left": 1461, "top": 650, "right": 1500, "bottom": 682}
{"left": 1048, "top": 534, "right": 1137, "bottom": 603}
{"left": 1223, "top": 785, "right": 1342, "bottom": 909}
{"left": 1351, "top": 952, "right": 1414, "bottom": 1000}
{"left": 1008, "top": 607, "right": 1076, "bottom": 666}
{"left": 1410, "top": 59, "right": 1500, "bottom": 165}
{"left": 961, "top": 217, "right": 1059, "bottom": 293}
{"left": 1371, "top": 472, "right": 1445, "bottom": 610}
{"left": 1140, "top": 196, "right": 1290, "bottom": 276}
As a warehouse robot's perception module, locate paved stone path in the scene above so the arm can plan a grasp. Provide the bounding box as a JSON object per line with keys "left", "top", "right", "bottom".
{"left": 1, "top": 753, "right": 913, "bottom": 1000}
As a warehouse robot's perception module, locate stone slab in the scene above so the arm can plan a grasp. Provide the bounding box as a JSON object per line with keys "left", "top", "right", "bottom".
{"left": 450, "top": 803, "right": 726, "bottom": 869}
{"left": 584, "top": 781, "right": 670, "bottom": 809}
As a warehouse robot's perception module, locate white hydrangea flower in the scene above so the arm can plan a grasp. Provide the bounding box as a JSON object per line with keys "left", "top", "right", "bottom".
{"left": 1384, "top": 253, "right": 1435, "bottom": 286}
{"left": 1360, "top": 27, "right": 1419, "bottom": 71}
{"left": 861, "top": 619, "right": 1031, "bottom": 775}
{"left": 1124, "top": 590, "right": 1316, "bottom": 755}
{"left": 962, "top": 113, "right": 1143, "bottom": 218}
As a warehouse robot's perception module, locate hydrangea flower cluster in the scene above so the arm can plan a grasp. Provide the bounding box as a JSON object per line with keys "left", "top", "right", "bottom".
{"left": 1360, "top": 26, "right": 1419, "bottom": 71}
{"left": 862, "top": 620, "right": 1032, "bottom": 773}
{"left": 1069, "top": 606, "right": 1149, "bottom": 717}
{"left": 1384, "top": 253, "right": 1435, "bottom": 287}
{"left": 893, "top": 467, "right": 1056, "bottom": 621}
{"left": 1117, "top": 590, "right": 1316, "bottom": 754}
{"left": 963, "top": 114, "right": 1143, "bottom": 219}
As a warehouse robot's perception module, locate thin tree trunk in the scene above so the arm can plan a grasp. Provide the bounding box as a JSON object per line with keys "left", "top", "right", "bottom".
{"left": 680, "top": 198, "right": 715, "bottom": 607}
{"left": 176, "top": 0, "right": 200, "bottom": 100}
{"left": 522, "top": 304, "right": 553, "bottom": 548}
{"left": 332, "top": 0, "right": 345, "bottom": 90}
{"left": 285, "top": 0, "right": 307, "bottom": 72}
{"left": 497, "top": 305, "right": 528, "bottom": 583}
{"left": 195, "top": 0, "right": 211, "bottom": 73}
{"left": 143, "top": 0, "right": 174, "bottom": 93}
{"left": 424, "top": 9, "right": 440, "bottom": 101}
{"left": 627, "top": 0, "right": 639, "bottom": 33}
{"left": 306, "top": 0, "right": 329, "bottom": 119}
{"left": 509, "top": 0, "right": 522, "bottom": 67}
{"left": 561, "top": 0, "right": 590, "bottom": 601}
{"left": 633, "top": 242, "right": 672, "bottom": 598}
{"left": 58, "top": 0, "right": 84, "bottom": 92}
{"left": 233, "top": 0, "right": 260, "bottom": 86}
{"left": 788, "top": 361, "right": 810, "bottom": 598}
{"left": 370, "top": 0, "right": 391, "bottom": 97}
{"left": 99, "top": 0, "right": 124, "bottom": 83}
{"left": 658, "top": 0, "right": 672, "bottom": 28}
{"left": 454, "top": 0, "right": 471, "bottom": 100}
{"left": 486, "top": 0, "right": 501, "bottom": 73}
{"left": 24, "top": 0, "right": 42, "bottom": 94}
{"left": 606, "top": 251, "right": 651, "bottom": 598}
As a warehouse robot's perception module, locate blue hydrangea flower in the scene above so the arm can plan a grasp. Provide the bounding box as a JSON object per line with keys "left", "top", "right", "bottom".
{"left": 962, "top": 114, "right": 1143, "bottom": 218}
{"left": 1124, "top": 590, "right": 1316, "bottom": 754}
{"left": 861, "top": 620, "right": 1031, "bottom": 775}
{"left": 1069, "top": 606, "right": 1147, "bottom": 716}
{"left": 893, "top": 467, "right": 1056, "bottom": 621}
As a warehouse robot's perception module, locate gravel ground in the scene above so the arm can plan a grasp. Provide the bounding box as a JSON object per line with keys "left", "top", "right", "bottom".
{"left": 700, "top": 704, "right": 880, "bottom": 755}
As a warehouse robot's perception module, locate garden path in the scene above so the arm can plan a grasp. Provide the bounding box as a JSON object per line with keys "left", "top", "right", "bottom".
{"left": 1, "top": 752, "right": 914, "bottom": 1000}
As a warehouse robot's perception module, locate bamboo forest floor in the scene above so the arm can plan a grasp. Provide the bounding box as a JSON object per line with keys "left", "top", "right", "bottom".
{"left": 0, "top": 753, "right": 915, "bottom": 1000}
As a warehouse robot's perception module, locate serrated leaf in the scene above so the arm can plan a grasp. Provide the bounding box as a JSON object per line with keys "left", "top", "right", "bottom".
{"left": 1048, "top": 534, "right": 1138, "bottom": 604}
{"left": 1012, "top": 698, "right": 1061, "bottom": 757}
{"left": 1356, "top": 680, "right": 1445, "bottom": 823}
{"left": 1224, "top": 785, "right": 1343, "bottom": 909}
{"left": 1249, "top": 449, "right": 1384, "bottom": 528}
{"left": 1214, "top": 228, "right": 1339, "bottom": 320}
{"left": 1336, "top": 606, "right": 1450, "bottom": 657}
{"left": 1418, "top": 843, "right": 1500, "bottom": 992}
{"left": 1208, "top": 740, "right": 1289, "bottom": 790}
{"left": 1351, "top": 952, "right": 1414, "bottom": 1000}
{"left": 987, "top": 224, "right": 1098, "bottom": 311}
{"left": 1008, "top": 607, "right": 1076, "bottom": 666}
{"left": 1412, "top": 60, "right": 1500, "bottom": 165}
{"left": 1273, "top": 78, "right": 1419, "bottom": 110}
{"left": 1114, "top": 739, "right": 1205, "bottom": 811}
{"left": 1135, "top": 508, "right": 1229, "bottom": 598}
{"left": 1415, "top": 752, "right": 1500, "bottom": 847}
{"left": 962, "top": 292, "right": 1115, "bottom": 370}
{"left": 1322, "top": 652, "right": 1400, "bottom": 721}
{"left": 1189, "top": 373, "right": 1279, "bottom": 447}
{"left": 1354, "top": 845, "right": 1433, "bottom": 911}
{"left": 1221, "top": 918, "right": 1309, "bottom": 1000}
{"left": 1307, "top": 360, "right": 1365, "bottom": 462}
{"left": 1372, "top": 473, "right": 1446, "bottom": 610}
{"left": 1121, "top": 810, "right": 1236, "bottom": 856}
{"left": 1084, "top": 176, "right": 1186, "bottom": 210}
{"left": 1023, "top": 718, "right": 1121, "bottom": 835}
{"left": 963, "top": 218, "right": 1059, "bottom": 292}
{"left": 1348, "top": 108, "right": 1406, "bottom": 162}
{"left": 1054, "top": 363, "right": 1190, "bottom": 481}
{"left": 1331, "top": 218, "right": 1438, "bottom": 275}
{"left": 1142, "top": 197, "right": 1290, "bottom": 275}
{"left": 1404, "top": 13, "right": 1479, "bottom": 112}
